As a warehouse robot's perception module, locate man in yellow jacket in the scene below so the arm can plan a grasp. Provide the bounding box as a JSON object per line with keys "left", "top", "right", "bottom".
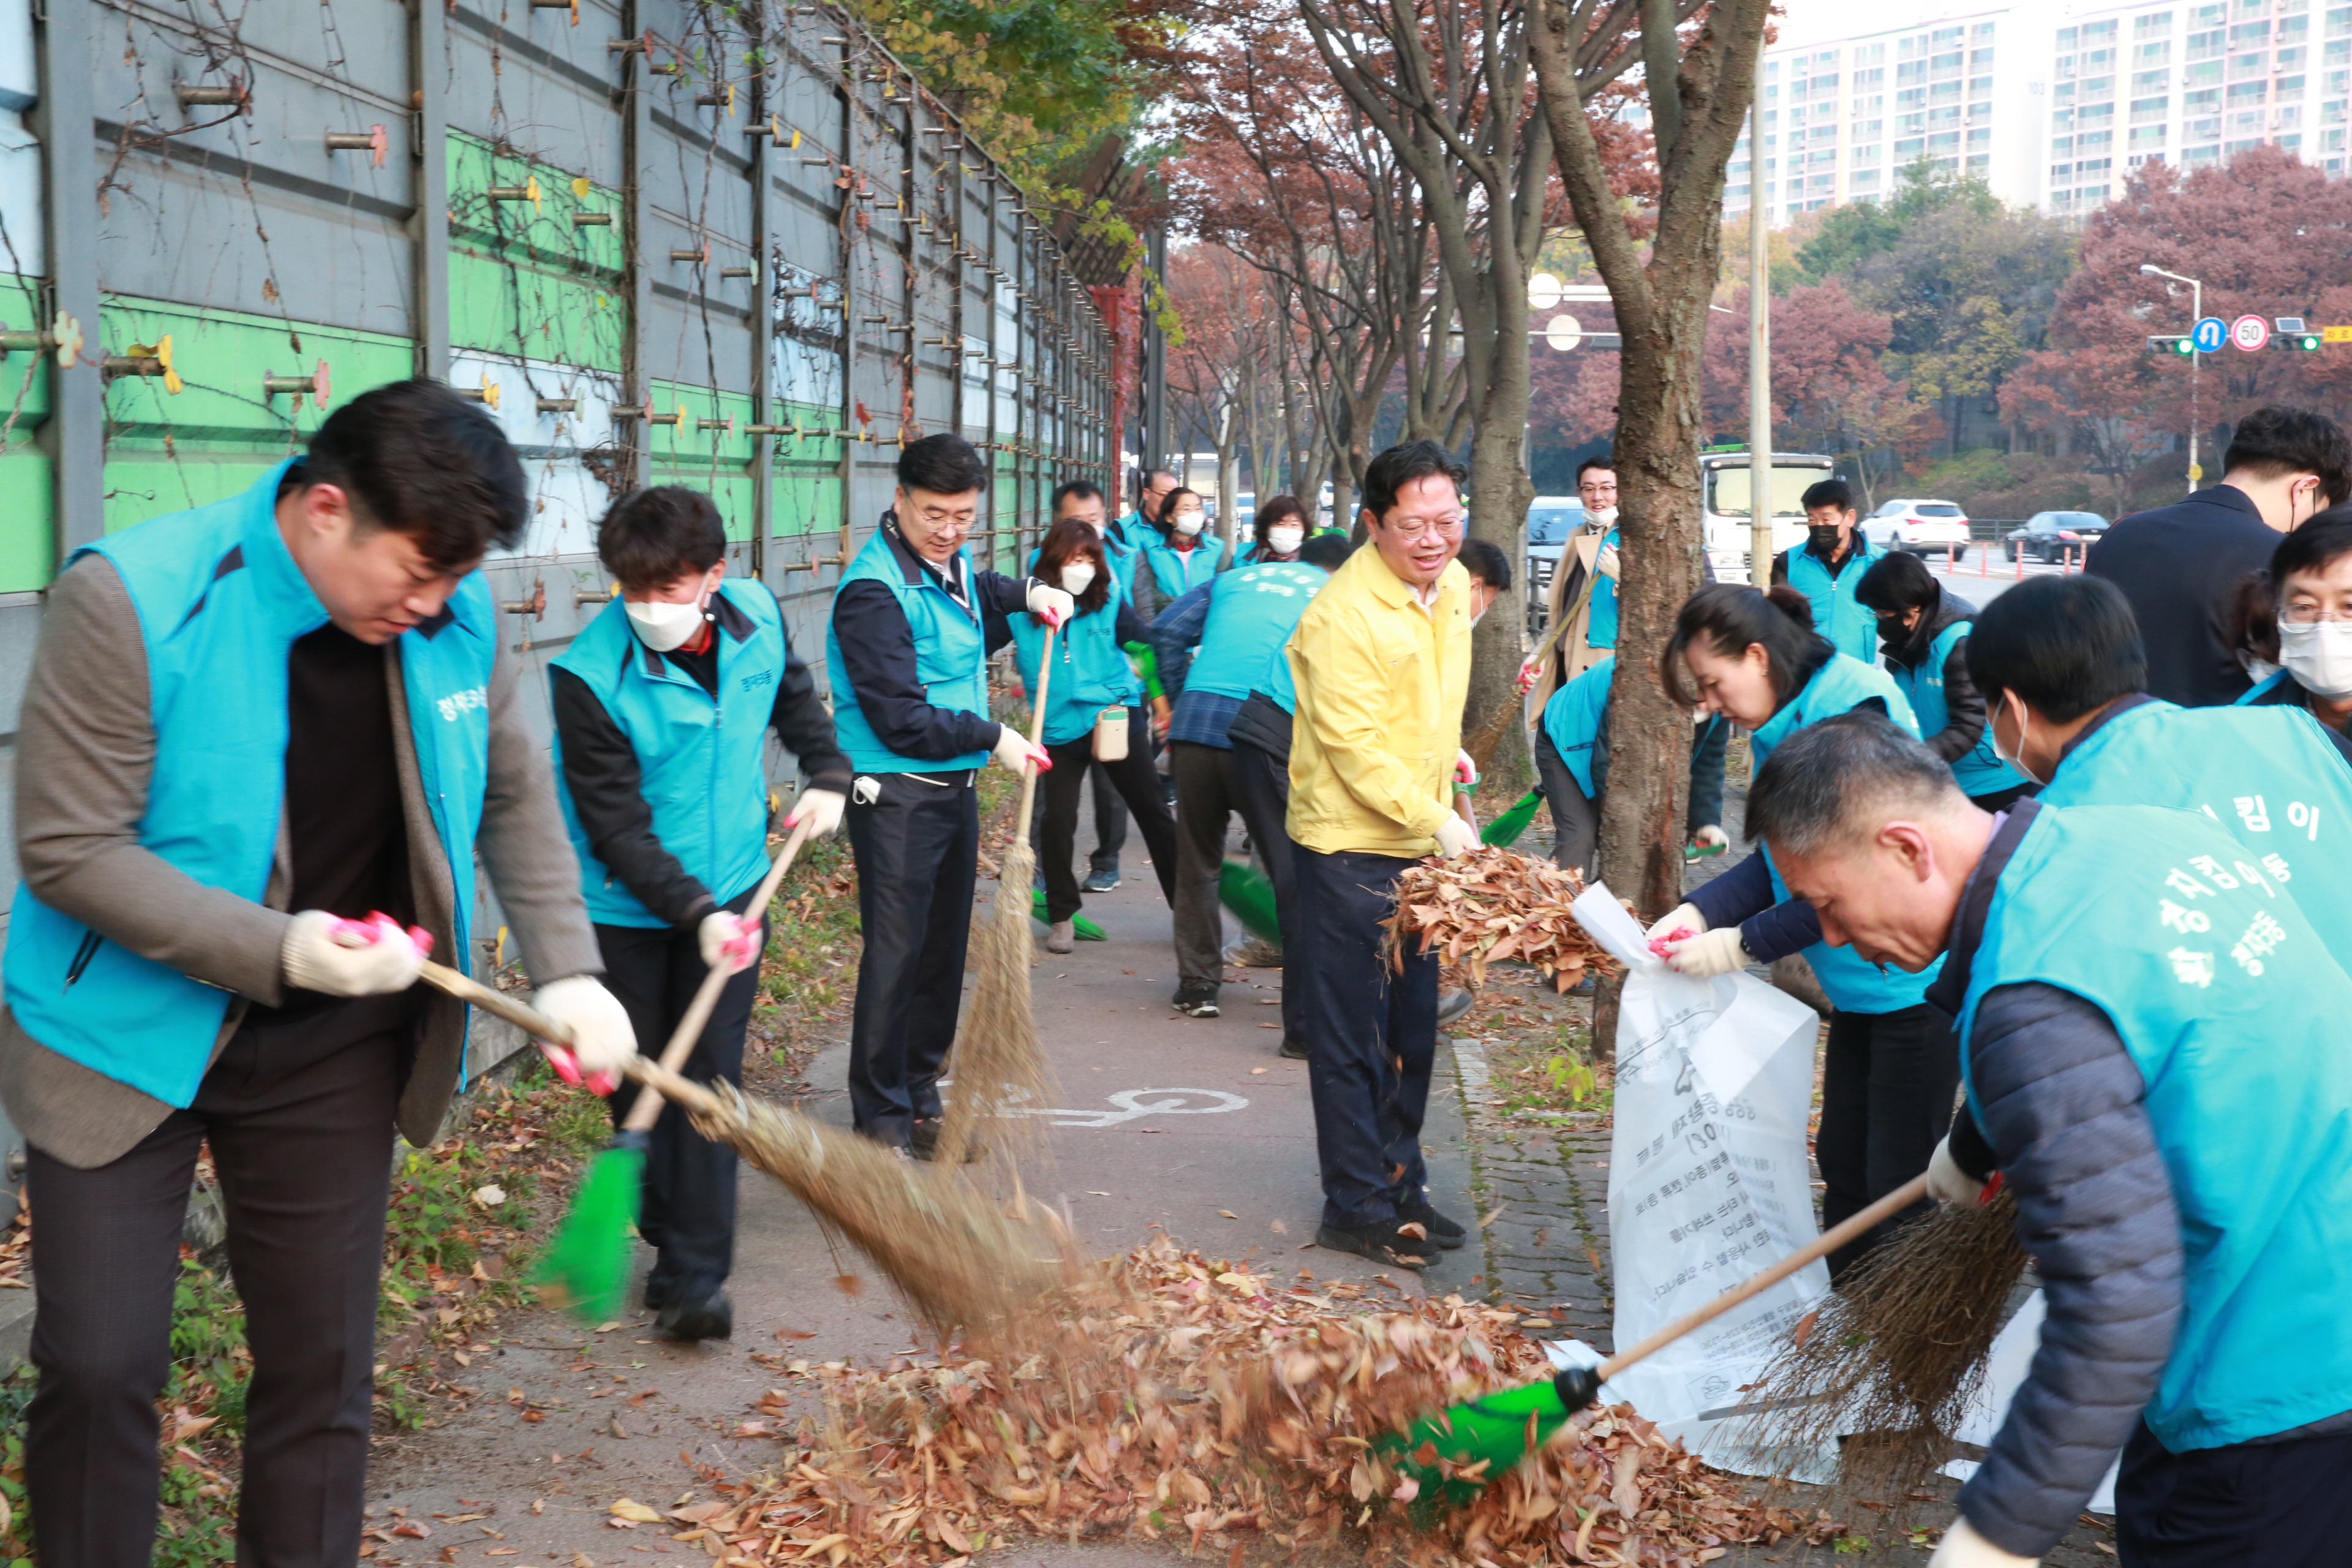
{"left": 1286, "top": 440, "right": 1478, "bottom": 1268}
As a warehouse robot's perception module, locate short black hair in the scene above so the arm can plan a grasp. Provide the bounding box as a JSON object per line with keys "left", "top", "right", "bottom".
{"left": 1050, "top": 479, "right": 1104, "bottom": 516}
{"left": 1456, "top": 537, "right": 1512, "bottom": 592}
{"left": 301, "top": 378, "right": 526, "bottom": 570}
{"left": 1746, "top": 709, "right": 1967, "bottom": 857}
{"left": 1965, "top": 574, "right": 2145, "bottom": 723}
{"left": 1663, "top": 582, "right": 1834, "bottom": 708}
{"left": 1854, "top": 549, "right": 1941, "bottom": 614}
{"left": 1300, "top": 533, "right": 1353, "bottom": 571}
{"left": 2225, "top": 405, "right": 2352, "bottom": 507}
{"left": 2269, "top": 505, "right": 2352, "bottom": 586}
{"left": 1801, "top": 478, "right": 1855, "bottom": 514}
{"left": 1360, "top": 440, "right": 1466, "bottom": 523}
{"left": 898, "top": 432, "right": 989, "bottom": 496}
{"left": 597, "top": 487, "right": 726, "bottom": 592}
{"left": 1575, "top": 454, "right": 1615, "bottom": 484}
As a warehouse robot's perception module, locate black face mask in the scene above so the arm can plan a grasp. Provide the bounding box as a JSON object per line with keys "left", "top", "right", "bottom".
{"left": 1878, "top": 619, "right": 1908, "bottom": 657}
{"left": 1808, "top": 524, "right": 1845, "bottom": 556}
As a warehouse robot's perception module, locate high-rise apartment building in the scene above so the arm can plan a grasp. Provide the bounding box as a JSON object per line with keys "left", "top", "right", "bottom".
{"left": 1727, "top": 0, "right": 2349, "bottom": 225}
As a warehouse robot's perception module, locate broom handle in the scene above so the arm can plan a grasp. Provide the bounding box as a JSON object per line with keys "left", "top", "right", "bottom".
{"left": 625, "top": 1055, "right": 726, "bottom": 1118}
{"left": 1595, "top": 1172, "right": 1932, "bottom": 1382}
{"left": 415, "top": 818, "right": 816, "bottom": 1112}
{"left": 1011, "top": 621, "right": 1057, "bottom": 849}
{"left": 621, "top": 813, "right": 815, "bottom": 1133}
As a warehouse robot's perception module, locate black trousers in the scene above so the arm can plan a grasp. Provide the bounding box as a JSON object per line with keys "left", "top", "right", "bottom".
{"left": 595, "top": 883, "right": 766, "bottom": 1295}
{"left": 1292, "top": 845, "right": 1439, "bottom": 1229}
{"left": 845, "top": 769, "right": 979, "bottom": 1145}
{"left": 2117, "top": 1417, "right": 2352, "bottom": 1566}
{"left": 26, "top": 1022, "right": 405, "bottom": 1568}
{"left": 1037, "top": 707, "right": 1178, "bottom": 922}
{"left": 1817, "top": 1000, "right": 1961, "bottom": 1281}
{"left": 1087, "top": 762, "right": 1127, "bottom": 873}
{"left": 1532, "top": 728, "right": 1600, "bottom": 876}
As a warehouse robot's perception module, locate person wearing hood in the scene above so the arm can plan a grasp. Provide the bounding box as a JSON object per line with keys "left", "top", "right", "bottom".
{"left": 2236, "top": 509, "right": 2352, "bottom": 745}
{"left": 1772, "top": 477, "right": 1887, "bottom": 665}
{"left": 1855, "top": 550, "right": 2034, "bottom": 811}
{"left": 551, "top": 486, "right": 852, "bottom": 1340}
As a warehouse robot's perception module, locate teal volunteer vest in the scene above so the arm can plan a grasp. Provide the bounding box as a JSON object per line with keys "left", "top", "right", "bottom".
{"left": 1144, "top": 535, "right": 1224, "bottom": 600}
{"left": 1893, "top": 620, "right": 2027, "bottom": 798}
{"left": 825, "top": 526, "right": 992, "bottom": 774}
{"left": 1785, "top": 537, "right": 1887, "bottom": 665}
{"left": 1185, "top": 560, "right": 1329, "bottom": 701}
{"left": 1752, "top": 654, "right": 1942, "bottom": 1012}
{"left": 4, "top": 459, "right": 497, "bottom": 1107}
{"left": 2035, "top": 698, "right": 2352, "bottom": 962}
{"left": 1584, "top": 526, "right": 1621, "bottom": 649}
{"left": 1958, "top": 803, "right": 2352, "bottom": 1452}
{"left": 552, "top": 579, "right": 785, "bottom": 927}
{"left": 1008, "top": 576, "right": 1142, "bottom": 747}
{"left": 1542, "top": 655, "right": 1617, "bottom": 797}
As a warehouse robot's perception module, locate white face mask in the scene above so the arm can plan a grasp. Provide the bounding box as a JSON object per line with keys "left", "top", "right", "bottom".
{"left": 1265, "top": 524, "right": 1305, "bottom": 556}
{"left": 1060, "top": 562, "right": 1098, "bottom": 597}
{"left": 2278, "top": 620, "right": 2352, "bottom": 699}
{"left": 1989, "top": 693, "right": 2046, "bottom": 787}
{"left": 1587, "top": 505, "right": 1619, "bottom": 528}
{"left": 1170, "top": 510, "right": 1205, "bottom": 537}
{"left": 625, "top": 594, "right": 710, "bottom": 653}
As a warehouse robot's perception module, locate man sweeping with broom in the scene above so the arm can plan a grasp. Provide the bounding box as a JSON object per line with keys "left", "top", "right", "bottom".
{"left": 550, "top": 486, "right": 851, "bottom": 1339}
{"left": 1745, "top": 711, "right": 2352, "bottom": 1568}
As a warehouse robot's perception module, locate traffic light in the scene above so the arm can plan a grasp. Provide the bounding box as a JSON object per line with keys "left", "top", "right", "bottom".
{"left": 2148, "top": 335, "right": 2193, "bottom": 355}
{"left": 2273, "top": 332, "right": 2323, "bottom": 352}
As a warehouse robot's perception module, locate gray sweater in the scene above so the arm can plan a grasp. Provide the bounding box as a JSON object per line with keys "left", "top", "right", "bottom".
{"left": 0, "top": 557, "right": 601, "bottom": 1166}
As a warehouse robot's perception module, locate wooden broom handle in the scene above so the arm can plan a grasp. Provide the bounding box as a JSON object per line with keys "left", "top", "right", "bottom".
{"left": 1011, "top": 620, "right": 1057, "bottom": 848}
{"left": 414, "top": 817, "right": 817, "bottom": 1125}
{"left": 1596, "top": 1172, "right": 1932, "bottom": 1382}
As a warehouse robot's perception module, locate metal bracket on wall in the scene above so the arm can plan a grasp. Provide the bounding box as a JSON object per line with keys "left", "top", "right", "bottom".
{"left": 502, "top": 579, "right": 548, "bottom": 652}
{"left": 262, "top": 361, "right": 331, "bottom": 409}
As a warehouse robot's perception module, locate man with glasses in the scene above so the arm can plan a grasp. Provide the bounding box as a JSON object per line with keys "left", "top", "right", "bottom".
{"left": 1523, "top": 456, "right": 1623, "bottom": 712}
{"left": 826, "top": 435, "right": 1072, "bottom": 1156}
{"left": 1285, "top": 440, "right": 1480, "bottom": 1270}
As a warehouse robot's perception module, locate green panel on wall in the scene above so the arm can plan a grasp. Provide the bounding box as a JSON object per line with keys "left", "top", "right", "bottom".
{"left": 447, "top": 133, "right": 628, "bottom": 372}
{"left": 0, "top": 448, "right": 55, "bottom": 592}
{"left": 97, "top": 297, "right": 415, "bottom": 535}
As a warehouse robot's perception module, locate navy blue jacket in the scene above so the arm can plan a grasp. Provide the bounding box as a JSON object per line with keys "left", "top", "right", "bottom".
{"left": 2086, "top": 485, "right": 2279, "bottom": 707}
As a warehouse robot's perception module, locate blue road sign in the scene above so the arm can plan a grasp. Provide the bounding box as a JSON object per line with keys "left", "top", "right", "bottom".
{"left": 2192, "top": 316, "right": 2227, "bottom": 353}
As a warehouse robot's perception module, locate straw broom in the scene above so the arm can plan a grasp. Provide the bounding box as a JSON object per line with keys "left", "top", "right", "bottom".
{"left": 1733, "top": 1179, "right": 2030, "bottom": 1506}
{"left": 423, "top": 968, "right": 1070, "bottom": 1335}
{"left": 447, "top": 816, "right": 815, "bottom": 1320}
{"left": 935, "top": 620, "right": 1061, "bottom": 1170}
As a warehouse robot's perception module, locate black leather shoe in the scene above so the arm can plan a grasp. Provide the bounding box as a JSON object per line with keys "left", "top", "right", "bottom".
{"left": 657, "top": 1286, "right": 733, "bottom": 1342}
{"left": 643, "top": 1274, "right": 679, "bottom": 1312}
{"left": 1314, "top": 1218, "right": 1431, "bottom": 1271}
{"left": 1278, "top": 1036, "right": 1310, "bottom": 1060}
{"left": 1398, "top": 1193, "right": 1467, "bottom": 1250}
{"left": 910, "top": 1117, "right": 983, "bottom": 1163}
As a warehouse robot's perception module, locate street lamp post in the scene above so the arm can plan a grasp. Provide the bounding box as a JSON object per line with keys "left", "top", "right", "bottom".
{"left": 2142, "top": 263, "right": 2204, "bottom": 497}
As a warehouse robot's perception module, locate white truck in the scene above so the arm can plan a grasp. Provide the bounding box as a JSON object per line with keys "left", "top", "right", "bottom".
{"left": 1702, "top": 450, "right": 1836, "bottom": 580}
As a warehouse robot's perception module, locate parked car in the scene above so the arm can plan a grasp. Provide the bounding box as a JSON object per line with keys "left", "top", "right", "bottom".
{"left": 1523, "top": 497, "right": 1588, "bottom": 615}
{"left": 2005, "top": 510, "right": 2109, "bottom": 563}
{"left": 1862, "top": 498, "right": 1972, "bottom": 562}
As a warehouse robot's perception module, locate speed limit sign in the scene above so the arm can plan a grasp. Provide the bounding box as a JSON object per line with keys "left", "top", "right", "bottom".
{"left": 2231, "top": 314, "right": 2273, "bottom": 352}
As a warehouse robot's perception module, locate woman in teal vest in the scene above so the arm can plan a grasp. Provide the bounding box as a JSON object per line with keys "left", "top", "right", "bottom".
{"left": 1648, "top": 583, "right": 1954, "bottom": 1280}
{"left": 1855, "top": 550, "right": 2034, "bottom": 810}
{"left": 1236, "top": 494, "right": 1310, "bottom": 565}
{"left": 1536, "top": 656, "right": 1729, "bottom": 875}
{"left": 1144, "top": 487, "right": 1229, "bottom": 600}
{"left": 551, "top": 487, "right": 851, "bottom": 1340}
{"left": 1009, "top": 519, "right": 1179, "bottom": 952}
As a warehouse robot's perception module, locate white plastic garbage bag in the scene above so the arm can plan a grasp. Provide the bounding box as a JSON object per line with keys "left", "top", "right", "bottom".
{"left": 1570, "top": 883, "right": 1834, "bottom": 1477}
{"left": 1942, "top": 1289, "right": 2120, "bottom": 1514}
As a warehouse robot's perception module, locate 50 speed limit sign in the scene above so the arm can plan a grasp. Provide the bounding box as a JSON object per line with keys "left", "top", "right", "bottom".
{"left": 2231, "top": 314, "right": 2274, "bottom": 352}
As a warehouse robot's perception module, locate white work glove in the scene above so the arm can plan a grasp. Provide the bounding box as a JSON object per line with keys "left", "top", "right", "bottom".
{"left": 532, "top": 975, "right": 638, "bottom": 1097}
{"left": 1025, "top": 581, "right": 1075, "bottom": 628}
{"left": 990, "top": 725, "right": 1052, "bottom": 775}
{"left": 1928, "top": 1515, "right": 2039, "bottom": 1567}
{"left": 1644, "top": 903, "right": 1708, "bottom": 946}
{"left": 1661, "top": 927, "right": 1750, "bottom": 978}
{"left": 1453, "top": 748, "right": 1480, "bottom": 790}
{"left": 784, "top": 785, "right": 846, "bottom": 839}
{"left": 1433, "top": 814, "right": 1479, "bottom": 858}
{"left": 1596, "top": 543, "right": 1621, "bottom": 578}
{"left": 698, "top": 910, "right": 762, "bottom": 975}
{"left": 281, "top": 910, "right": 429, "bottom": 998}
{"left": 1926, "top": 1134, "right": 1994, "bottom": 1206}
{"left": 1691, "top": 824, "right": 1728, "bottom": 851}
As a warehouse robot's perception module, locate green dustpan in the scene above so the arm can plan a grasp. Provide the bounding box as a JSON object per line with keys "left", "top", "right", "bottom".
{"left": 1030, "top": 891, "right": 1106, "bottom": 941}
{"left": 1481, "top": 788, "right": 1543, "bottom": 848}
{"left": 1218, "top": 859, "right": 1282, "bottom": 946}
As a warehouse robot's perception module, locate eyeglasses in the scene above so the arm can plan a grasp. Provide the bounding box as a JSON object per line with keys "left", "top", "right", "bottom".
{"left": 2280, "top": 605, "right": 2352, "bottom": 625}
{"left": 1378, "top": 513, "right": 1465, "bottom": 543}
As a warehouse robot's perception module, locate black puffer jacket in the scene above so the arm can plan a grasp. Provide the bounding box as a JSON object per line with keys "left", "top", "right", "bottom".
{"left": 1880, "top": 586, "right": 1992, "bottom": 767}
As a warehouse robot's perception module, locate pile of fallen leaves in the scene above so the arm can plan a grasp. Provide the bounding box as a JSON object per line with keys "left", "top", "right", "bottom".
{"left": 1386, "top": 848, "right": 1618, "bottom": 992}
{"left": 729, "top": 1236, "right": 1841, "bottom": 1567}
